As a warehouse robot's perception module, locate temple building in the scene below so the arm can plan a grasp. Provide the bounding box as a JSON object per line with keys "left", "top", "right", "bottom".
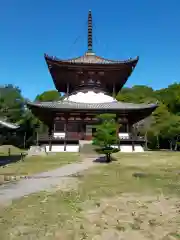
{"left": 27, "top": 10, "right": 157, "bottom": 152}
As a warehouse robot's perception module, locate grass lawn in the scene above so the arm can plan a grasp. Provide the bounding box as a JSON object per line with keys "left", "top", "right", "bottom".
{"left": 0, "top": 146, "right": 81, "bottom": 185}
{"left": 0, "top": 145, "right": 26, "bottom": 156}
{"left": 1, "top": 151, "right": 180, "bottom": 239}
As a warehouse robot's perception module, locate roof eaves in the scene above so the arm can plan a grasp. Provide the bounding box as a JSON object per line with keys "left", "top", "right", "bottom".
{"left": 44, "top": 53, "right": 139, "bottom": 65}
{"left": 27, "top": 100, "right": 158, "bottom": 111}
{"left": 0, "top": 119, "right": 19, "bottom": 129}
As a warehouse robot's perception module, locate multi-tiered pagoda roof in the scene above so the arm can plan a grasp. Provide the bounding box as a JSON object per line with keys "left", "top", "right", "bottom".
{"left": 27, "top": 10, "right": 157, "bottom": 126}
{"left": 44, "top": 53, "right": 139, "bottom": 94}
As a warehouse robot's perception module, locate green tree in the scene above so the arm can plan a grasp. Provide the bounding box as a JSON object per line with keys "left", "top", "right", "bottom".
{"left": 148, "top": 103, "right": 171, "bottom": 149}
{"left": 0, "top": 85, "right": 27, "bottom": 147}
{"left": 35, "top": 90, "right": 61, "bottom": 102}
{"left": 17, "top": 109, "right": 45, "bottom": 148}
{"left": 32, "top": 90, "right": 61, "bottom": 144}
{"left": 158, "top": 83, "right": 180, "bottom": 115}
{"left": 93, "top": 114, "right": 120, "bottom": 163}
{"left": 160, "top": 115, "right": 180, "bottom": 150}
{"left": 116, "top": 85, "right": 155, "bottom": 103}
{"left": 116, "top": 84, "right": 180, "bottom": 150}
{"left": 134, "top": 117, "right": 153, "bottom": 150}
{"left": 0, "top": 84, "right": 25, "bottom": 123}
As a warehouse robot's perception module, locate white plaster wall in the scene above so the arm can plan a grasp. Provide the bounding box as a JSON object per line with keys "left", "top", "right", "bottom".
{"left": 120, "top": 145, "right": 133, "bottom": 152}
{"left": 120, "top": 145, "right": 144, "bottom": 152}
{"left": 118, "top": 133, "right": 129, "bottom": 139}
{"left": 64, "top": 91, "right": 117, "bottom": 103}
{"left": 45, "top": 145, "right": 79, "bottom": 152}
{"left": 134, "top": 145, "right": 144, "bottom": 152}
{"left": 111, "top": 144, "right": 144, "bottom": 152}
{"left": 44, "top": 144, "right": 144, "bottom": 153}
{"left": 53, "top": 132, "right": 65, "bottom": 139}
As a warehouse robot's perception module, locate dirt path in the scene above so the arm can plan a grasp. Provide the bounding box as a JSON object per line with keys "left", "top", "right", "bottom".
{"left": 0, "top": 158, "right": 95, "bottom": 203}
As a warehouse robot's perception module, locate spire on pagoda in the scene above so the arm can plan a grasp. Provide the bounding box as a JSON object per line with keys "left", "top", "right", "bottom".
{"left": 87, "top": 10, "right": 94, "bottom": 54}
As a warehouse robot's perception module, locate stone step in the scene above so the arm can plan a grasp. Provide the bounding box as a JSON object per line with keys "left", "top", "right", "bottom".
{"left": 27, "top": 146, "right": 47, "bottom": 157}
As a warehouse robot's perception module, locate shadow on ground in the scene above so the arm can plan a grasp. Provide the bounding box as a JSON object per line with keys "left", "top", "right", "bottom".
{"left": 93, "top": 156, "right": 117, "bottom": 163}
{"left": 0, "top": 154, "right": 26, "bottom": 167}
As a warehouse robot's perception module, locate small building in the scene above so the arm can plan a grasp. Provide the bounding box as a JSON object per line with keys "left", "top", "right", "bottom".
{"left": 27, "top": 11, "right": 157, "bottom": 153}
{"left": 0, "top": 119, "right": 19, "bottom": 145}
{"left": 0, "top": 119, "right": 19, "bottom": 130}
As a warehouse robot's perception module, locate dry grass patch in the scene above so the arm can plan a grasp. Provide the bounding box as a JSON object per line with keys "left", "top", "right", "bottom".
{"left": 81, "top": 193, "right": 180, "bottom": 239}
{"left": 50, "top": 177, "right": 80, "bottom": 193}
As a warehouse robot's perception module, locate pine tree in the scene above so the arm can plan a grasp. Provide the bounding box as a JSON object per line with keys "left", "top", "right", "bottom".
{"left": 93, "top": 114, "right": 120, "bottom": 162}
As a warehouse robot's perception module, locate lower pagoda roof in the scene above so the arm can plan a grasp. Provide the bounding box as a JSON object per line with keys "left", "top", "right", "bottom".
{"left": 27, "top": 100, "right": 158, "bottom": 125}
{"left": 27, "top": 100, "right": 157, "bottom": 111}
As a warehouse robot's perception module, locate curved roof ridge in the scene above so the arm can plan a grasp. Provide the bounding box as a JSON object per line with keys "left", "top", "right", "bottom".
{"left": 44, "top": 53, "right": 139, "bottom": 64}
{"left": 27, "top": 100, "right": 157, "bottom": 110}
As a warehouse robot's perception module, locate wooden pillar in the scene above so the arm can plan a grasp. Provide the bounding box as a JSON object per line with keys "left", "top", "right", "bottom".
{"left": 67, "top": 82, "right": 69, "bottom": 96}
{"left": 53, "top": 120, "right": 56, "bottom": 132}
{"left": 126, "top": 122, "right": 129, "bottom": 133}
{"left": 64, "top": 115, "right": 68, "bottom": 151}
{"left": 81, "top": 115, "right": 85, "bottom": 140}
{"left": 116, "top": 116, "right": 120, "bottom": 150}
{"left": 130, "top": 125, "right": 135, "bottom": 152}
{"left": 113, "top": 83, "right": 116, "bottom": 98}
{"left": 80, "top": 123, "right": 85, "bottom": 140}
{"left": 48, "top": 125, "right": 52, "bottom": 152}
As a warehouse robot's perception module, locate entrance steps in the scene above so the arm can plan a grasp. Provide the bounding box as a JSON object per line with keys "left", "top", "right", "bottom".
{"left": 27, "top": 146, "right": 47, "bottom": 156}
{"left": 79, "top": 141, "right": 96, "bottom": 154}
{"left": 79, "top": 140, "right": 92, "bottom": 147}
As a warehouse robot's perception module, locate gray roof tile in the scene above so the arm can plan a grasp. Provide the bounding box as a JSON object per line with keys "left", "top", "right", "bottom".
{"left": 27, "top": 100, "right": 157, "bottom": 111}
{"left": 45, "top": 54, "right": 139, "bottom": 65}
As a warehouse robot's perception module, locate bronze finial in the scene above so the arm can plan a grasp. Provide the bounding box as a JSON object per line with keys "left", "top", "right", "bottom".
{"left": 87, "top": 10, "right": 93, "bottom": 53}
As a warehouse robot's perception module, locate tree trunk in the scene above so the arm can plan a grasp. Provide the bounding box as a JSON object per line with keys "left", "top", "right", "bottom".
{"left": 174, "top": 136, "right": 179, "bottom": 151}
{"left": 145, "top": 131, "right": 148, "bottom": 150}
{"left": 156, "top": 135, "right": 160, "bottom": 149}
{"left": 36, "top": 131, "right": 39, "bottom": 146}
{"left": 23, "top": 132, "right": 26, "bottom": 149}
{"left": 174, "top": 141, "right": 177, "bottom": 151}
{"left": 169, "top": 140, "right": 173, "bottom": 151}
{"left": 106, "top": 153, "right": 111, "bottom": 163}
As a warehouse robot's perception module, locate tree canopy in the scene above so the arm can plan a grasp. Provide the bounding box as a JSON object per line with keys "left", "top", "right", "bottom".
{"left": 93, "top": 114, "right": 120, "bottom": 162}
{"left": 35, "top": 90, "right": 61, "bottom": 102}
{"left": 117, "top": 84, "right": 180, "bottom": 150}
{"left": 0, "top": 84, "right": 25, "bottom": 123}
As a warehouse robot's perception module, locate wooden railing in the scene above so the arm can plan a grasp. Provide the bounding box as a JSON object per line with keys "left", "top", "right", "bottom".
{"left": 38, "top": 133, "right": 145, "bottom": 142}
{"left": 39, "top": 132, "right": 91, "bottom": 141}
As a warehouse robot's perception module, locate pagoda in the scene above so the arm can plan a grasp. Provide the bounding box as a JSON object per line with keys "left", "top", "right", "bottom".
{"left": 27, "top": 10, "right": 157, "bottom": 152}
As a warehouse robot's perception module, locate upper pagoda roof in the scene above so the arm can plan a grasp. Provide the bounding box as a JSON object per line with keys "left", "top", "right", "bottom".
{"left": 44, "top": 10, "right": 139, "bottom": 94}
{"left": 44, "top": 53, "right": 139, "bottom": 66}
{"left": 44, "top": 53, "right": 139, "bottom": 93}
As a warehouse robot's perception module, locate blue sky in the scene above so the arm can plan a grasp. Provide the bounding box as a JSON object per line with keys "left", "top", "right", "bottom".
{"left": 0, "top": 0, "right": 180, "bottom": 100}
